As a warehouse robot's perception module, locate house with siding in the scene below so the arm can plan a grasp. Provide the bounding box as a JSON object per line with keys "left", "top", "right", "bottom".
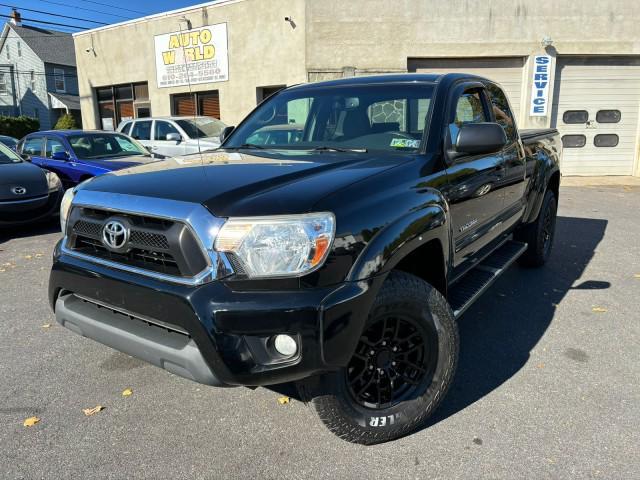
{"left": 0, "top": 10, "right": 80, "bottom": 131}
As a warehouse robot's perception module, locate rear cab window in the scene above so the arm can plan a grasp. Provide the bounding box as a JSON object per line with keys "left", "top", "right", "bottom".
{"left": 120, "top": 121, "right": 133, "bottom": 135}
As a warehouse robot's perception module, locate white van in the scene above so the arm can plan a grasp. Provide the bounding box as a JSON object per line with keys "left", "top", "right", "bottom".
{"left": 117, "top": 116, "right": 227, "bottom": 157}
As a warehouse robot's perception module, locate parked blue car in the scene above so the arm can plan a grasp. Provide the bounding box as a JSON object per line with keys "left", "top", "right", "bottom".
{"left": 17, "top": 130, "right": 158, "bottom": 189}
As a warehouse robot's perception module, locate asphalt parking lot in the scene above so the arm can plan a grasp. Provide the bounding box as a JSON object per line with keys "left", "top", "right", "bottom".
{"left": 1, "top": 185, "right": 638, "bottom": 479}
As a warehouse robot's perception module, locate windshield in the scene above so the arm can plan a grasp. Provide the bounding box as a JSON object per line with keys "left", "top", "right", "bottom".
{"left": 67, "top": 133, "right": 148, "bottom": 160}
{"left": 225, "top": 83, "right": 434, "bottom": 152}
{"left": 176, "top": 118, "right": 226, "bottom": 139}
{"left": 0, "top": 136, "right": 18, "bottom": 149}
{"left": 0, "top": 142, "right": 22, "bottom": 164}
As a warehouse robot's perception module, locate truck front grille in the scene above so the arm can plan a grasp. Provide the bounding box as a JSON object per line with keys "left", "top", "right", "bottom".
{"left": 66, "top": 207, "right": 209, "bottom": 279}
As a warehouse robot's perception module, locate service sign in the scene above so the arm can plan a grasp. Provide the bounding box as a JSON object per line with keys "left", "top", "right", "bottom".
{"left": 154, "top": 23, "right": 229, "bottom": 89}
{"left": 529, "top": 55, "right": 551, "bottom": 116}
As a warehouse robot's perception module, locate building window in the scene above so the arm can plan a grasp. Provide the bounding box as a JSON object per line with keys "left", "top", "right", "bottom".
{"left": 562, "top": 110, "right": 588, "bottom": 124}
{"left": 30, "top": 71, "right": 36, "bottom": 92}
{"left": 17, "top": 41, "right": 21, "bottom": 57}
{"left": 594, "top": 134, "right": 619, "bottom": 148}
{"left": 0, "top": 73, "right": 7, "bottom": 96}
{"left": 561, "top": 134, "right": 586, "bottom": 148}
{"left": 172, "top": 91, "right": 220, "bottom": 119}
{"left": 596, "top": 110, "right": 621, "bottom": 124}
{"left": 256, "top": 85, "right": 286, "bottom": 104}
{"left": 95, "top": 82, "right": 150, "bottom": 130}
{"left": 54, "top": 68, "right": 66, "bottom": 92}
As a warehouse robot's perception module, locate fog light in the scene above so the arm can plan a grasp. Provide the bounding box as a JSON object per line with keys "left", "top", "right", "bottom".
{"left": 273, "top": 334, "right": 297, "bottom": 357}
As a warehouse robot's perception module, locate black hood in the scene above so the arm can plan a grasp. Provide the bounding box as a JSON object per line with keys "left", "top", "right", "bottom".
{"left": 0, "top": 161, "right": 48, "bottom": 201}
{"left": 78, "top": 150, "right": 406, "bottom": 217}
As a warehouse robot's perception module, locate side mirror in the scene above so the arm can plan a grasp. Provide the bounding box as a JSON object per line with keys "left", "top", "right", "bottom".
{"left": 166, "top": 132, "right": 182, "bottom": 143}
{"left": 20, "top": 153, "right": 32, "bottom": 161}
{"left": 51, "top": 151, "right": 70, "bottom": 161}
{"left": 219, "top": 126, "right": 235, "bottom": 143}
{"left": 452, "top": 122, "right": 507, "bottom": 158}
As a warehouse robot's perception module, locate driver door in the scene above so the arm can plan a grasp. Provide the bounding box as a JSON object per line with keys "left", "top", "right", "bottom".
{"left": 440, "top": 85, "right": 507, "bottom": 268}
{"left": 152, "top": 120, "right": 187, "bottom": 157}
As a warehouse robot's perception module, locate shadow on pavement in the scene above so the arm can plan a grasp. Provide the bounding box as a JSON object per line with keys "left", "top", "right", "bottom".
{"left": 265, "top": 216, "right": 609, "bottom": 422}
{"left": 427, "top": 215, "right": 608, "bottom": 426}
{"left": 0, "top": 219, "right": 60, "bottom": 245}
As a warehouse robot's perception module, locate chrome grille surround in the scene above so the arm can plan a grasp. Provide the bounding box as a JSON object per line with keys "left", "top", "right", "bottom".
{"left": 61, "top": 190, "right": 233, "bottom": 285}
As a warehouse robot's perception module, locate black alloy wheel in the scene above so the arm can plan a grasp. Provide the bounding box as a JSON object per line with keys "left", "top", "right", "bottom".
{"left": 346, "top": 314, "right": 437, "bottom": 409}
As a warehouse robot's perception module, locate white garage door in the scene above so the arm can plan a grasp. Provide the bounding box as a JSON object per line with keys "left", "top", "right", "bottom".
{"left": 408, "top": 57, "right": 526, "bottom": 119}
{"left": 552, "top": 57, "right": 640, "bottom": 176}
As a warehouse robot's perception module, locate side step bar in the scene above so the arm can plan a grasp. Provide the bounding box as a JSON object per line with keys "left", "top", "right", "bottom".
{"left": 449, "top": 240, "right": 528, "bottom": 319}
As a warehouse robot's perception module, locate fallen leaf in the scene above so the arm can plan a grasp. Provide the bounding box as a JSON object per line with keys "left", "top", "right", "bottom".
{"left": 24, "top": 255, "right": 33, "bottom": 260}
{"left": 122, "top": 388, "right": 133, "bottom": 397}
{"left": 82, "top": 405, "right": 105, "bottom": 416}
{"left": 536, "top": 363, "right": 545, "bottom": 369}
{"left": 592, "top": 306, "right": 607, "bottom": 313}
{"left": 41, "top": 323, "right": 51, "bottom": 329}
{"left": 0, "top": 268, "right": 5, "bottom": 272}
{"left": 23, "top": 416, "right": 40, "bottom": 427}
{"left": 277, "top": 396, "right": 290, "bottom": 405}
{"left": 634, "top": 274, "right": 640, "bottom": 279}
{"left": 35, "top": 253, "right": 44, "bottom": 258}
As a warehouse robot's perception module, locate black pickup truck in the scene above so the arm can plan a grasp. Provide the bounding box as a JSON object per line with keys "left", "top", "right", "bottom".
{"left": 49, "top": 74, "right": 561, "bottom": 444}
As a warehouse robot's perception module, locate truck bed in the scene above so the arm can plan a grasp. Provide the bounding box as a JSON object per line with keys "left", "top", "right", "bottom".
{"left": 520, "top": 128, "right": 559, "bottom": 145}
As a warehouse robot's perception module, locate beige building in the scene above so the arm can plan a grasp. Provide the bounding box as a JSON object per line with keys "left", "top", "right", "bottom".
{"left": 73, "top": 0, "right": 640, "bottom": 176}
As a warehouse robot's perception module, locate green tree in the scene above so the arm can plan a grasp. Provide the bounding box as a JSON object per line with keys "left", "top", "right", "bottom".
{"left": 54, "top": 113, "right": 77, "bottom": 130}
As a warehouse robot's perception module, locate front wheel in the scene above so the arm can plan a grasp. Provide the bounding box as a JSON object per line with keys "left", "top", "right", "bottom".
{"left": 300, "top": 271, "right": 458, "bottom": 445}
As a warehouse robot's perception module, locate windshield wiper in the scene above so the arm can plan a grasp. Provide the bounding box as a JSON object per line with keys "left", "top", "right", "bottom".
{"left": 311, "top": 146, "right": 367, "bottom": 153}
{"left": 228, "top": 143, "right": 266, "bottom": 150}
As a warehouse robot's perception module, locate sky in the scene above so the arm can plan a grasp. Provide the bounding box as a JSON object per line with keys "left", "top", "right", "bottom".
{"left": 3, "top": 0, "right": 212, "bottom": 33}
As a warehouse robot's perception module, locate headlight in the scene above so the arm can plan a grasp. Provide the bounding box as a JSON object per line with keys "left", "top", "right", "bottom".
{"left": 215, "top": 212, "right": 335, "bottom": 278}
{"left": 45, "top": 171, "right": 62, "bottom": 192}
{"left": 59, "top": 188, "right": 75, "bottom": 233}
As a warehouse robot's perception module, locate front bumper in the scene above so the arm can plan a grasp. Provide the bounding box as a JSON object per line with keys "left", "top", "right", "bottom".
{"left": 0, "top": 188, "right": 62, "bottom": 227}
{"left": 49, "top": 241, "right": 382, "bottom": 387}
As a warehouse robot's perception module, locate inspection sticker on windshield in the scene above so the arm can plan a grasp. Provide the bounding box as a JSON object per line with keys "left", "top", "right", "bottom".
{"left": 390, "top": 139, "right": 420, "bottom": 148}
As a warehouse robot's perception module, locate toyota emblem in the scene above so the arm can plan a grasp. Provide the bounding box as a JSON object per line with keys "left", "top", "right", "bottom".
{"left": 11, "top": 186, "right": 27, "bottom": 195}
{"left": 102, "top": 220, "right": 129, "bottom": 251}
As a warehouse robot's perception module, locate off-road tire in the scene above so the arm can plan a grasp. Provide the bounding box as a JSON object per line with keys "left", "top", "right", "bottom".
{"left": 299, "top": 271, "right": 458, "bottom": 445}
{"left": 515, "top": 189, "right": 557, "bottom": 267}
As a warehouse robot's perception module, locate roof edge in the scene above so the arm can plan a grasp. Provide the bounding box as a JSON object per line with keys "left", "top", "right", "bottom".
{"left": 72, "top": 0, "right": 245, "bottom": 37}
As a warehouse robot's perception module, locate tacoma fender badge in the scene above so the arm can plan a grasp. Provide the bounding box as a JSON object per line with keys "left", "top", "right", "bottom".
{"left": 459, "top": 218, "right": 478, "bottom": 233}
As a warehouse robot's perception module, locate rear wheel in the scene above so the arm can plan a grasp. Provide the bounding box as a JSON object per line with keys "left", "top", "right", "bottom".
{"left": 300, "top": 271, "right": 458, "bottom": 445}
{"left": 516, "top": 189, "right": 557, "bottom": 267}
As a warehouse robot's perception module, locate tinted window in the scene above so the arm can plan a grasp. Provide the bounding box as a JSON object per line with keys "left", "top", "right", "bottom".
{"left": 454, "top": 92, "right": 487, "bottom": 125}
{"left": 22, "top": 137, "right": 43, "bottom": 156}
{"left": 486, "top": 84, "right": 516, "bottom": 142}
{"left": 596, "top": 110, "right": 621, "bottom": 123}
{"left": 120, "top": 121, "right": 132, "bottom": 135}
{"left": 130, "top": 121, "right": 152, "bottom": 141}
{"left": 154, "top": 121, "right": 180, "bottom": 140}
{"left": 563, "top": 110, "right": 588, "bottom": 124}
{"left": 0, "top": 136, "right": 18, "bottom": 148}
{"left": 0, "top": 142, "right": 22, "bottom": 164}
{"left": 45, "top": 137, "right": 66, "bottom": 158}
{"left": 449, "top": 90, "right": 487, "bottom": 144}
{"left": 562, "top": 134, "right": 586, "bottom": 148}
{"left": 594, "top": 134, "right": 619, "bottom": 147}
{"left": 226, "top": 84, "right": 434, "bottom": 153}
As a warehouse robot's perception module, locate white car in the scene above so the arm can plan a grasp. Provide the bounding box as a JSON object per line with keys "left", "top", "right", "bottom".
{"left": 117, "top": 116, "right": 227, "bottom": 157}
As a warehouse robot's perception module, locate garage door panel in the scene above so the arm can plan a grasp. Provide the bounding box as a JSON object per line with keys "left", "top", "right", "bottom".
{"left": 552, "top": 57, "right": 640, "bottom": 176}
{"left": 409, "top": 57, "right": 525, "bottom": 119}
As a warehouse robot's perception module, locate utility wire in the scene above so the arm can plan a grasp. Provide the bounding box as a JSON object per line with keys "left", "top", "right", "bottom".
{"left": 37, "top": 0, "right": 135, "bottom": 20}
{"left": 76, "top": 0, "right": 146, "bottom": 15}
{"left": 0, "top": 4, "right": 109, "bottom": 26}
{"left": 0, "top": 13, "right": 87, "bottom": 29}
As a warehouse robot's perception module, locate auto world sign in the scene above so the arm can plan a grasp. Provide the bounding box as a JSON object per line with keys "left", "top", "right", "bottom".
{"left": 154, "top": 23, "right": 229, "bottom": 88}
{"left": 530, "top": 55, "right": 551, "bottom": 116}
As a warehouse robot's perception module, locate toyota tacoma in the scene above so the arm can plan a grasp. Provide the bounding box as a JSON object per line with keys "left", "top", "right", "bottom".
{"left": 49, "top": 74, "right": 561, "bottom": 444}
